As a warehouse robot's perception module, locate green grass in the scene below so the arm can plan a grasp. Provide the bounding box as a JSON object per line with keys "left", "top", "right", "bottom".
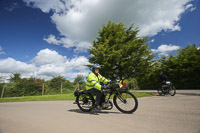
{"left": 0, "top": 93, "right": 75, "bottom": 103}
{"left": 0, "top": 92, "right": 155, "bottom": 103}
{"left": 133, "top": 92, "right": 155, "bottom": 98}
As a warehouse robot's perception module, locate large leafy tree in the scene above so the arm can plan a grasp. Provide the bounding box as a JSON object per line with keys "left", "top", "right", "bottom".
{"left": 88, "top": 21, "right": 154, "bottom": 80}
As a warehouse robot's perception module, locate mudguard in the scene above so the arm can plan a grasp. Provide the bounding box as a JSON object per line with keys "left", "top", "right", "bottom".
{"left": 74, "top": 90, "right": 95, "bottom": 102}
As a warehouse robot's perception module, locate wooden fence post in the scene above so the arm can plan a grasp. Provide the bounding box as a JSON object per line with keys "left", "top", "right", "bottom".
{"left": 1, "top": 84, "right": 5, "bottom": 98}
{"left": 61, "top": 82, "right": 63, "bottom": 95}
{"left": 42, "top": 83, "right": 45, "bottom": 96}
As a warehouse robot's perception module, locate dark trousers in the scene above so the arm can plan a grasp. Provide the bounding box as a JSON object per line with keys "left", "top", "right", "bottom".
{"left": 88, "top": 88, "right": 102, "bottom": 106}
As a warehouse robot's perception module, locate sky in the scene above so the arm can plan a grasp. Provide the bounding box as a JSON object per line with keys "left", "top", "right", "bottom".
{"left": 0, "top": 0, "right": 200, "bottom": 81}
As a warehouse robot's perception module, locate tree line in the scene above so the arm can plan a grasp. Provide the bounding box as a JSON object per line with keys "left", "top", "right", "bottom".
{"left": 135, "top": 44, "right": 200, "bottom": 89}
{"left": 0, "top": 75, "right": 85, "bottom": 97}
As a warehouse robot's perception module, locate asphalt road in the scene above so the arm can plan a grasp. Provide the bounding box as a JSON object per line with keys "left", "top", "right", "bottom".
{"left": 0, "top": 90, "right": 200, "bottom": 133}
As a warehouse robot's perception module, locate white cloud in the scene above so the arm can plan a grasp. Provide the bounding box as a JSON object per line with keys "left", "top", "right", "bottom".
{"left": 66, "top": 56, "right": 90, "bottom": 71}
{"left": 37, "top": 64, "right": 66, "bottom": 77}
{"left": 190, "top": 7, "right": 196, "bottom": 12}
{"left": 24, "top": 0, "right": 193, "bottom": 43}
{"left": 74, "top": 41, "right": 91, "bottom": 53}
{"left": 157, "top": 44, "right": 181, "bottom": 52}
{"left": 0, "top": 46, "right": 5, "bottom": 54}
{"left": 23, "top": 0, "right": 194, "bottom": 57}
{"left": 0, "top": 57, "right": 37, "bottom": 75}
{"left": 66, "top": 70, "right": 90, "bottom": 79}
{"left": 32, "top": 48, "right": 67, "bottom": 65}
{"left": 43, "top": 34, "right": 60, "bottom": 45}
{"left": 32, "top": 48, "right": 90, "bottom": 79}
{"left": 150, "top": 39, "right": 155, "bottom": 43}
{"left": 0, "top": 49, "right": 90, "bottom": 80}
{"left": 24, "top": 0, "right": 67, "bottom": 13}
{"left": 152, "top": 44, "right": 181, "bottom": 56}
{"left": 43, "top": 34, "right": 91, "bottom": 52}
{"left": 35, "top": 49, "right": 90, "bottom": 79}
{"left": 4, "top": 3, "right": 19, "bottom": 12}
{"left": 185, "top": 4, "right": 196, "bottom": 12}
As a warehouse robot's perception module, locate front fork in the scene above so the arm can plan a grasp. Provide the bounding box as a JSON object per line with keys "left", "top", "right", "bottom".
{"left": 115, "top": 91, "right": 126, "bottom": 103}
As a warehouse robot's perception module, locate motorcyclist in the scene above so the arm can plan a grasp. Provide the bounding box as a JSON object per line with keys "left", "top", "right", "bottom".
{"left": 159, "top": 71, "right": 169, "bottom": 85}
{"left": 86, "top": 64, "right": 109, "bottom": 109}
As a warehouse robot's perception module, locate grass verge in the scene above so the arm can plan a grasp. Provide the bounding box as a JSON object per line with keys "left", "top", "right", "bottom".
{"left": 133, "top": 92, "right": 155, "bottom": 98}
{"left": 0, "top": 92, "right": 155, "bottom": 103}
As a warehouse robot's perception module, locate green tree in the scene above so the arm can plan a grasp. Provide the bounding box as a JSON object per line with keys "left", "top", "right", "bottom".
{"left": 74, "top": 75, "right": 86, "bottom": 90}
{"left": 49, "top": 76, "right": 66, "bottom": 90}
{"left": 49, "top": 76, "right": 74, "bottom": 93}
{"left": 88, "top": 21, "right": 155, "bottom": 80}
{"left": 135, "top": 60, "right": 161, "bottom": 89}
{"left": 9, "top": 73, "right": 21, "bottom": 82}
{"left": 126, "top": 78, "right": 139, "bottom": 90}
{"left": 74, "top": 75, "right": 85, "bottom": 85}
{"left": 64, "top": 80, "right": 74, "bottom": 90}
{"left": 160, "top": 44, "right": 200, "bottom": 89}
{"left": 16, "top": 78, "right": 44, "bottom": 96}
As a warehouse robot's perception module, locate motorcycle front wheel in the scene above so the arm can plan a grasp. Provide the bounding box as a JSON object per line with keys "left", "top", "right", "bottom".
{"left": 169, "top": 86, "right": 176, "bottom": 96}
{"left": 113, "top": 91, "right": 138, "bottom": 114}
{"left": 76, "top": 92, "right": 94, "bottom": 112}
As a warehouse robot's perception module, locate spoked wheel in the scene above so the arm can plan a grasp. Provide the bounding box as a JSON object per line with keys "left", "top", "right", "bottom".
{"left": 113, "top": 91, "right": 138, "bottom": 114}
{"left": 76, "top": 92, "right": 94, "bottom": 112}
{"left": 157, "top": 87, "right": 163, "bottom": 96}
{"left": 169, "top": 86, "right": 176, "bottom": 96}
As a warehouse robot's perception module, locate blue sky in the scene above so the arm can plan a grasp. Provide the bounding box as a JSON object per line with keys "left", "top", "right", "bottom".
{"left": 0, "top": 0, "right": 199, "bottom": 81}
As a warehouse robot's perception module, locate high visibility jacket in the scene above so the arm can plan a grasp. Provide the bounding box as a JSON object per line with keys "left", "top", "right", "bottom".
{"left": 86, "top": 72, "right": 108, "bottom": 90}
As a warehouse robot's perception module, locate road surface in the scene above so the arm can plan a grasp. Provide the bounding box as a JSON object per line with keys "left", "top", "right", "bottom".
{"left": 0, "top": 90, "right": 200, "bottom": 133}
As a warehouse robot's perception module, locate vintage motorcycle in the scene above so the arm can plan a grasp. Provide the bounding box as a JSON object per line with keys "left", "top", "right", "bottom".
{"left": 74, "top": 81, "right": 138, "bottom": 114}
{"left": 157, "top": 81, "right": 176, "bottom": 96}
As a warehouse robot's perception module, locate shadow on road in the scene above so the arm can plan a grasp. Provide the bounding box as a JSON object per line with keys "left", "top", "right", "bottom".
{"left": 155, "top": 93, "right": 200, "bottom": 97}
{"left": 178, "top": 93, "right": 200, "bottom": 96}
{"left": 68, "top": 109, "right": 120, "bottom": 115}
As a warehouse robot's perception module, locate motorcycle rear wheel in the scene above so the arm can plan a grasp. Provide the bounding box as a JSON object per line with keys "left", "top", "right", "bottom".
{"left": 113, "top": 91, "right": 138, "bottom": 114}
{"left": 157, "top": 87, "right": 163, "bottom": 96}
{"left": 76, "top": 92, "right": 94, "bottom": 112}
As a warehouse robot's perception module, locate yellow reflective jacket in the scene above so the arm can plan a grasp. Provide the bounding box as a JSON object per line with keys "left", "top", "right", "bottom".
{"left": 86, "top": 72, "right": 108, "bottom": 90}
